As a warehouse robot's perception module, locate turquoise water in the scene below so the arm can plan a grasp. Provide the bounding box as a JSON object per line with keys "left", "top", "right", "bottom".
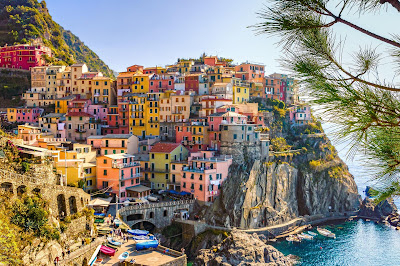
{"left": 271, "top": 220, "right": 400, "bottom": 265}
{"left": 272, "top": 123, "right": 400, "bottom": 264}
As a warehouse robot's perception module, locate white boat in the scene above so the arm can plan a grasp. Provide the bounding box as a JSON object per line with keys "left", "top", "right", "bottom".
{"left": 118, "top": 252, "right": 129, "bottom": 262}
{"left": 286, "top": 234, "right": 301, "bottom": 242}
{"left": 307, "top": 231, "right": 317, "bottom": 236}
{"left": 298, "top": 233, "right": 314, "bottom": 240}
{"left": 317, "top": 227, "right": 336, "bottom": 238}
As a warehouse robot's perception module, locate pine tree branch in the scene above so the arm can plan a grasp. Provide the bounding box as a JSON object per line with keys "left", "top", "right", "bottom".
{"left": 303, "top": 2, "right": 400, "bottom": 48}
{"left": 380, "top": 0, "right": 400, "bottom": 12}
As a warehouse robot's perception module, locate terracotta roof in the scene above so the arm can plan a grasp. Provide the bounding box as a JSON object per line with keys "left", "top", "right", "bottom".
{"left": 150, "top": 143, "right": 181, "bottom": 153}
{"left": 66, "top": 112, "right": 93, "bottom": 117}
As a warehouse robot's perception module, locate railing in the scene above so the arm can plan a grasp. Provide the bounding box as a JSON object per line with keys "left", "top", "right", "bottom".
{"left": 141, "top": 168, "right": 169, "bottom": 173}
{"left": 182, "top": 166, "right": 216, "bottom": 173}
{"left": 120, "top": 173, "right": 142, "bottom": 180}
{"left": 112, "top": 162, "right": 140, "bottom": 168}
{"left": 75, "top": 128, "right": 86, "bottom": 133}
{"left": 119, "top": 200, "right": 195, "bottom": 213}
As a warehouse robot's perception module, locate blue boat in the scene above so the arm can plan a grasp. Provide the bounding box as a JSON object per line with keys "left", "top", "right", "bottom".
{"left": 127, "top": 229, "right": 149, "bottom": 236}
{"left": 135, "top": 240, "right": 159, "bottom": 250}
{"left": 94, "top": 212, "right": 106, "bottom": 217}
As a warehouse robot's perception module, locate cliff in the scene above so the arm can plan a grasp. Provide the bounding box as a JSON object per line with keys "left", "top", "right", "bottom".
{"left": 205, "top": 122, "right": 361, "bottom": 229}
{"left": 194, "top": 230, "right": 295, "bottom": 265}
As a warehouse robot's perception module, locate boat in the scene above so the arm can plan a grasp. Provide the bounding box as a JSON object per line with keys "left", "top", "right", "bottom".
{"left": 97, "top": 228, "right": 110, "bottom": 236}
{"left": 128, "top": 229, "right": 149, "bottom": 236}
{"left": 88, "top": 245, "right": 101, "bottom": 266}
{"left": 99, "top": 245, "right": 116, "bottom": 256}
{"left": 94, "top": 212, "right": 106, "bottom": 217}
{"left": 147, "top": 196, "right": 159, "bottom": 202}
{"left": 298, "top": 233, "right": 314, "bottom": 240}
{"left": 93, "top": 258, "right": 103, "bottom": 266}
{"left": 107, "top": 237, "right": 122, "bottom": 246}
{"left": 132, "top": 235, "right": 155, "bottom": 241}
{"left": 135, "top": 240, "right": 159, "bottom": 250}
{"left": 118, "top": 251, "right": 129, "bottom": 262}
{"left": 317, "top": 227, "right": 336, "bottom": 238}
{"left": 106, "top": 242, "right": 119, "bottom": 250}
{"left": 286, "top": 235, "right": 301, "bottom": 242}
{"left": 307, "top": 231, "right": 317, "bottom": 236}
{"left": 94, "top": 218, "right": 104, "bottom": 223}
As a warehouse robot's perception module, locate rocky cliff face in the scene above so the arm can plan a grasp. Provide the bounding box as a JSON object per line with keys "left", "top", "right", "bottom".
{"left": 206, "top": 132, "right": 361, "bottom": 229}
{"left": 194, "top": 230, "right": 295, "bottom": 265}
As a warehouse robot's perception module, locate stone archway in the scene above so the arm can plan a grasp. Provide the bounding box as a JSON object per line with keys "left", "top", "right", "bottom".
{"left": 1, "top": 182, "right": 13, "bottom": 194}
{"left": 69, "top": 196, "right": 78, "bottom": 215}
{"left": 131, "top": 221, "right": 156, "bottom": 232}
{"left": 17, "top": 185, "right": 27, "bottom": 196}
{"left": 57, "top": 194, "right": 67, "bottom": 217}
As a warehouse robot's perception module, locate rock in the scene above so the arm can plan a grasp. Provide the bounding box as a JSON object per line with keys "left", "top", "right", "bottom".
{"left": 22, "top": 240, "right": 63, "bottom": 266}
{"left": 205, "top": 135, "right": 361, "bottom": 229}
{"left": 359, "top": 197, "right": 398, "bottom": 219}
{"left": 194, "top": 230, "right": 295, "bottom": 265}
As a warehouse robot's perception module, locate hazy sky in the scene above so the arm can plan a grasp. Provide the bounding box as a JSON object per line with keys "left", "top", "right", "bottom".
{"left": 44, "top": 0, "right": 399, "bottom": 77}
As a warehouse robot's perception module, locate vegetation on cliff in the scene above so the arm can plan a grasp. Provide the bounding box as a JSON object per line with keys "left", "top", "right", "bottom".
{"left": 255, "top": 0, "right": 400, "bottom": 201}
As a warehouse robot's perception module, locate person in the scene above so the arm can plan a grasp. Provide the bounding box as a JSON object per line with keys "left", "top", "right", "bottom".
{"left": 82, "top": 239, "right": 85, "bottom": 247}
{"left": 54, "top": 256, "right": 59, "bottom": 265}
{"left": 61, "top": 251, "right": 65, "bottom": 259}
{"left": 181, "top": 248, "right": 185, "bottom": 255}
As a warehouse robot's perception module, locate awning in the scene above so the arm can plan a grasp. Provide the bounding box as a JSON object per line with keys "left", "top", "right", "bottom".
{"left": 126, "top": 185, "right": 151, "bottom": 193}
{"left": 88, "top": 197, "right": 112, "bottom": 207}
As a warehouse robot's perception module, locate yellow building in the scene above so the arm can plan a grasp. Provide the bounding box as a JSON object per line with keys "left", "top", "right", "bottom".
{"left": 232, "top": 78, "right": 250, "bottom": 104}
{"left": 147, "top": 143, "right": 188, "bottom": 189}
{"left": 55, "top": 95, "right": 76, "bottom": 114}
{"left": 250, "top": 81, "right": 264, "bottom": 98}
{"left": 176, "top": 60, "right": 194, "bottom": 74}
{"left": 7, "top": 108, "right": 16, "bottom": 122}
{"left": 132, "top": 73, "right": 150, "bottom": 94}
{"left": 124, "top": 92, "right": 162, "bottom": 139}
{"left": 39, "top": 113, "right": 65, "bottom": 138}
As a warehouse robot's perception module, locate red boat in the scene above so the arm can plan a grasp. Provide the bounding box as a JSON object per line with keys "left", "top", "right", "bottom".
{"left": 100, "top": 245, "right": 116, "bottom": 256}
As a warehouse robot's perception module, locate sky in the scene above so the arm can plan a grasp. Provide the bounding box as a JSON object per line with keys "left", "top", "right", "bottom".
{"left": 44, "top": 0, "right": 400, "bottom": 78}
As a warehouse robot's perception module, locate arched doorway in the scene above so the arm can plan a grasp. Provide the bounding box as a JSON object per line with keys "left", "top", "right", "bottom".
{"left": 57, "top": 194, "right": 67, "bottom": 218}
{"left": 1, "top": 182, "right": 13, "bottom": 194}
{"left": 131, "top": 221, "right": 156, "bottom": 232}
{"left": 69, "top": 196, "right": 77, "bottom": 215}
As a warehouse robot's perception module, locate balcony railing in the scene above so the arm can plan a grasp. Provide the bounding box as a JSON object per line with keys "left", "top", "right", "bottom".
{"left": 141, "top": 168, "right": 169, "bottom": 173}
{"left": 112, "top": 162, "right": 141, "bottom": 168}
{"left": 75, "top": 128, "right": 86, "bottom": 133}
{"left": 120, "top": 173, "right": 142, "bottom": 180}
{"left": 182, "top": 166, "right": 216, "bottom": 173}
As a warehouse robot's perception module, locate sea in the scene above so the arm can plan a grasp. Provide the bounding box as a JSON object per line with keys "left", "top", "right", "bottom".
{"left": 271, "top": 122, "right": 400, "bottom": 265}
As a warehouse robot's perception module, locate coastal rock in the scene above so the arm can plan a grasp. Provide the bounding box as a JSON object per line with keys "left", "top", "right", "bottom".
{"left": 205, "top": 133, "right": 361, "bottom": 229}
{"left": 194, "top": 230, "right": 295, "bottom": 266}
{"left": 358, "top": 197, "right": 398, "bottom": 218}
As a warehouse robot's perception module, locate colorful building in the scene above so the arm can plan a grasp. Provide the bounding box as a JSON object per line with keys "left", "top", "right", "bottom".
{"left": 7, "top": 107, "right": 44, "bottom": 124}
{"left": 0, "top": 44, "right": 51, "bottom": 70}
{"left": 87, "top": 134, "right": 139, "bottom": 156}
{"left": 175, "top": 121, "right": 209, "bottom": 152}
{"left": 96, "top": 153, "right": 146, "bottom": 201}
{"left": 181, "top": 151, "right": 232, "bottom": 202}
{"left": 145, "top": 143, "right": 189, "bottom": 189}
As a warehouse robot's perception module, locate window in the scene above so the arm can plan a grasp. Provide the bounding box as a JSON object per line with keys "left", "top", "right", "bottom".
{"left": 191, "top": 183, "right": 195, "bottom": 189}
{"left": 120, "top": 181, "right": 125, "bottom": 187}
{"left": 103, "top": 170, "right": 107, "bottom": 175}
{"left": 165, "top": 154, "right": 169, "bottom": 159}
{"left": 103, "top": 159, "right": 107, "bottom": 164}
{"left": 183, "top": 182, "right": 186, "bottom": 188}
{"left": 121, "top": 192, "right": 125, "bottom": 198}
{"left": 209, "top": 175, "right": 212, "bottom": 180}
{"left": 102, "top": 181, "right": 108, "bottom": 188}
{"left": 151, "top": 153, "right": 154, "bottom": 159}
{"left": 199, "top": 184, "right": 203, "bottom": 191}
{"left": 233, "top": 134, "right": 237, "bottom": 140}
{"left": 199, "top": 174, "right": 203, "bottom": 180}
{"left": 165, "top": 174, "right": 168, "bottom": 179}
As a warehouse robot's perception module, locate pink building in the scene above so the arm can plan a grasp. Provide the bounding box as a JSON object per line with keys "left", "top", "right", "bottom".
{"left": 175, "top": 120, "right": 209, "bottom": 152}
{"left": 199, "top": 95, "right": 232, "bottom": 117}
{"left": 0, "top": 44, "right": 51, "bottom": 70}
{"left": 234, "top": 63, "right": 265, "bottom": 82}
{"left": 149, "top": 74, "right": 175, "bottom": 93}
{"left": 15, "top": 107, "right": 44, "bottom": 123}
{"left": 68, "top": 98, "right": 91, "bottom": 113}
{"left": 88, "top": 105, "right": 108, "bottom": 121}
{"left": 207, "top": 111, "right": 247, "bottom": 150}
{"left": 96, "top": 153, "right": 149, "bottom": 201}
{"left": 289, "top": 105, "right": 312, "bottom": 126}
{"left": 181, "top": 151, "right": 232, "bottom": 202}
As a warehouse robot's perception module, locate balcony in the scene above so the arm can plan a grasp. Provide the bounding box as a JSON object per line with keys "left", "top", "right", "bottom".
{"left": 75, "top": 128, "right": 86, "bottom": 133}
{"left": 112, "top": 161, "right": 141, "bottom": 168}
{"left": 120, "top": 173, "right": 142, "bottom": 180}
{"left": 182, "top": 166, "right": 216, "bottom": 173}
{"left": 93, "top": 93, "right": 100, "bottom": 97}
{"left": 141, "top": 168, "right": 169, "bottom": 173}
